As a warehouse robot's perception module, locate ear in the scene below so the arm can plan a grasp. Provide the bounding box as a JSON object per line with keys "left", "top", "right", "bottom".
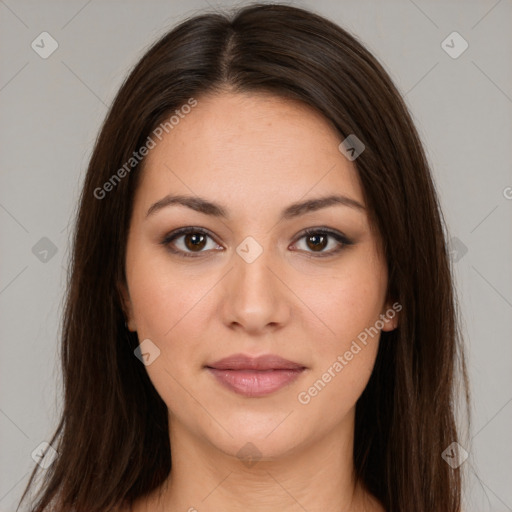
{"left": 380, "top": 298, "right": 401, "bottom": 332}
{"left": 117, "top": 280, "right": 137, "bottom": 332}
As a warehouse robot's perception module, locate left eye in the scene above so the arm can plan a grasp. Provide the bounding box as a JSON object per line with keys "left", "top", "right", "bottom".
{"left": 291, "top": 228, "right": 352, "bottom": 257}
{"left": 161, "top": 227, "right": 353, "bottom": 258}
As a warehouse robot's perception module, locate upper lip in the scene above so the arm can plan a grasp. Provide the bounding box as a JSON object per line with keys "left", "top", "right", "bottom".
{"left": 206, "top": 353, "right": 305, "bottom": 371}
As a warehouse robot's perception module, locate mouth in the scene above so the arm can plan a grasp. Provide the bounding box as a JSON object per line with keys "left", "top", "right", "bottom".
{"left": 205, "top": 353, "right": 307, "bottom": 397}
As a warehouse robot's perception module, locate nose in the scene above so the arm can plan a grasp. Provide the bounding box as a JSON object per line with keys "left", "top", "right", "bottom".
{"left": 219, "top": 241, "right": 291, "bottom": 335}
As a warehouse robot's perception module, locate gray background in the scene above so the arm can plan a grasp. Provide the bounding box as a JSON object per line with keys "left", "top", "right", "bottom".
{"left": 1, "top": 0, "right": 511, "bottom": 510}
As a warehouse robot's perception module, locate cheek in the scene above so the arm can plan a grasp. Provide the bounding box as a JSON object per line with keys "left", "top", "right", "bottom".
{"left": 306, "top": 256, "right": 387, "bottom": 346}
{"left": 126, "top": 241, "right": 211, "bottom": 339}
{"left": 295, "top": 254, "right": 386, "bottom": 404}
{"left": 126, "top": 255, "right": 210, "bottom": 411}
{"left": 295, "top": 275, "right": 384, "bottom": 416}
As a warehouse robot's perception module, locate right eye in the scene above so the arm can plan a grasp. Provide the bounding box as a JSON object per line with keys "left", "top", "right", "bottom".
{"left": 160, "top": 227, "right": 224, "bottom": 258}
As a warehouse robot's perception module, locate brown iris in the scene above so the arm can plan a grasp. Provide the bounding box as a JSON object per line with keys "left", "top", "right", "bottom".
{"left": 184, "top": 233, "right": 207, "bottom": 251}
{"left": 305, "top": 233, "right": 328, "bottom": 252}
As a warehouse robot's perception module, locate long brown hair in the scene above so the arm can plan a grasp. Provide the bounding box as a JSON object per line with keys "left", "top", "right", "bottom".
{"left": 18, "top": 3, "right": 470, "bottom": 511}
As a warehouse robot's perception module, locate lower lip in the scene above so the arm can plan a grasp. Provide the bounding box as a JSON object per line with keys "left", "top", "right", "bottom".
{"left": 206, "top": 368, "right": 305, "bottom": 397}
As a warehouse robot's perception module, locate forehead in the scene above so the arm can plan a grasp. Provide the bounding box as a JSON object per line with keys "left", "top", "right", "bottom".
{"left": 136, "top": 92, "right": 365, "bottom": 217}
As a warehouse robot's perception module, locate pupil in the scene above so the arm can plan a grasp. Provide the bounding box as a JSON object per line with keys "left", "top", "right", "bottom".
{"left": 307, "top": 234, "right": 327, "bottom": 251}
{"left": 185, "top": 233, "right": 206, "bottom": 251}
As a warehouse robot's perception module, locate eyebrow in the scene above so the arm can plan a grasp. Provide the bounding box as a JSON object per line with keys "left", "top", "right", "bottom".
{"left": 146, "top": 193, "right": 365, "bottom": 220}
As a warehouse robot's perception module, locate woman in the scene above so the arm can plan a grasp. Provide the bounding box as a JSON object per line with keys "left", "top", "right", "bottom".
{"left": 18, "top": 3, "right": 470, "bottom": 511}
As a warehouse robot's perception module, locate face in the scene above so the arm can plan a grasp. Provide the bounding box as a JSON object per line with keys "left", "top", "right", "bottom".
{"left": 120, "top": 91, "right": 398, "bottom": 461}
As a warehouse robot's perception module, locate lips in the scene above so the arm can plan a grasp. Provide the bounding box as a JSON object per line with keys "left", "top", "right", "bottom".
{"left": 205, "top": 353, "right": 306, "bottom": 397}
{"left": 206, "top": 353, "right": 305, "bottom": 371}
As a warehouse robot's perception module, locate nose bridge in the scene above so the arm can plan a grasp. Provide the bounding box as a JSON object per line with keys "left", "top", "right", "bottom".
{"left": 235, "top": 242, "right": 271, "bottom": 290}
{"left": 234, "top": 234, "right": 276, "bottom": 300}
{"left": 222, "top": 234, "right": 289, "bottom": 331}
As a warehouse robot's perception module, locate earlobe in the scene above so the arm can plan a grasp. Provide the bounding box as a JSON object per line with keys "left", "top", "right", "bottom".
{"left": 381, "top": 300, "right": 400, "bottom": 332}
{"left": 381, "top": 317, "right": 398, "bottom": 332}
{"left": 117, "top": 281, "right": 137, "bottom": 332}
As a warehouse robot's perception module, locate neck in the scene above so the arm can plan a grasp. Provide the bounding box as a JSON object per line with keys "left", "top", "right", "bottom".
{"left": 144, "top": 407, "right": 381, "bottom": 512}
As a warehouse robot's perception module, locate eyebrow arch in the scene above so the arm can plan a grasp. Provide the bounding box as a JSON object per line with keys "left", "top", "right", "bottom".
{"left": 146, "top": 193, "right": 365, "bottom": 220}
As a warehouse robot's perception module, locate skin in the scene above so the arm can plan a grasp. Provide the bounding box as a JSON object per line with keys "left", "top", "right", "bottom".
{"left": 120, "top": 91, "right": 398, "bottom": 512}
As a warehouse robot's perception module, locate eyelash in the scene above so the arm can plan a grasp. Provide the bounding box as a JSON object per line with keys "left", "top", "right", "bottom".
{"left": 160, "top": 226, "right": 354, "bottom": 259}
